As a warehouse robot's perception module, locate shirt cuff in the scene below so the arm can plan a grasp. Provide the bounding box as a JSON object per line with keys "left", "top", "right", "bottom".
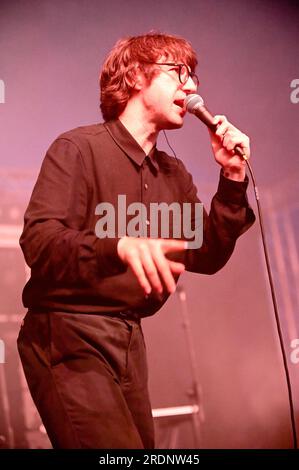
{"left": 96, "top": 237, "right": 127, "bottom": 277}
{"left": 216, "top": 170, "right": 249, "bottom": 206}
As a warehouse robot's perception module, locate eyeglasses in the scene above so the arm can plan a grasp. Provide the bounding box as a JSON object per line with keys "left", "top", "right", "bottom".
{"left": 150, "top": 62, "right": 199, "bottom": 88}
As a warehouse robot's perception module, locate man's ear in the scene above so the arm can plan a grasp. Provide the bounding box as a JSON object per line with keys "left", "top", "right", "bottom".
{"left": 125, "top": 65, "right": 144, "bottom": 91}
{"left": 133, "top": 73, "right": 144, "bottom": 91}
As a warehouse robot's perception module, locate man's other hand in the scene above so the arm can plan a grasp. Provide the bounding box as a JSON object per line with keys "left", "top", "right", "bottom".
{"left": 117, "top": 237, "right": 187, "bottom": 296}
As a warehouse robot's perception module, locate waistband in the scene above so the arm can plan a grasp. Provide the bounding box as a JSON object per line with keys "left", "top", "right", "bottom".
{"left": 110, "top": 310, "right": 141, "bottom": 323}
{"left": 28, "top": 308, "right": 141, "bottom": 323}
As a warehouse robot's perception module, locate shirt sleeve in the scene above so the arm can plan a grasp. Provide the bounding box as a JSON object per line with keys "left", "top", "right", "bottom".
{"left": 20, "top": 137, "right": 126, "bottom": 285}
{"left": 182, "top": 164, "right": 256, "bottom": 274}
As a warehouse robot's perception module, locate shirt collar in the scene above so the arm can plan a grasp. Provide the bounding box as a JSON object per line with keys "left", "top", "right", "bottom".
{"left": 104, "top": 119, "right": 159, "bottom": 172}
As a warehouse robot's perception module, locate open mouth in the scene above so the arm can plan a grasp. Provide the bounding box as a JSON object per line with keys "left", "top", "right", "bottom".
{"left": 173, "top": 99, "right": 185, "bottom": 110}
{"left": 173, "top": 99, "right": 186, "bottom": 116}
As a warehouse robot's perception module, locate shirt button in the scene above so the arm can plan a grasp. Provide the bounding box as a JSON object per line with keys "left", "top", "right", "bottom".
{"left": 144, "top": 183, "right": 148, "bottom": 190}
{"left": 146, "top": 219, "right": 150, "bottom": 226}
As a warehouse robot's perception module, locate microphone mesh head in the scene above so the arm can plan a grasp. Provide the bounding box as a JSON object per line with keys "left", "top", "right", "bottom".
{"left": 184, "top": 94, "right": 205, "bottom": 113}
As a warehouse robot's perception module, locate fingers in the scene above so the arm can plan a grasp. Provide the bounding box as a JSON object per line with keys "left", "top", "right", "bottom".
{"left": 223, "top": 131, "right": 248, "bottom": 151}
{"left": 161, "top": 239, "right": 188, "bottom": 253}
{"left": 139, "top": 243, "right": 163, "bottom": 294}
{"left": 155, "top": 239, "right": 187, "bottom": 293}
{"left": 168, "top": 260, "right": 186, "bottom": 274}
{"left": 151, "top": 244, "right": 178, "bottom": 294}
{"left": 127, "top": 250, "right": 152, "bottom": 295}
{"left": 213, "top": 115, "right": 250, "bottom": 159}
{"left": 223, "top": 132, "right": 250, "bottom": 159}
{"left": 213, "top": 115, "right": 229, "bottom": 138}
{"left": 117, "top": 237, "right": 187, "bottom": 295}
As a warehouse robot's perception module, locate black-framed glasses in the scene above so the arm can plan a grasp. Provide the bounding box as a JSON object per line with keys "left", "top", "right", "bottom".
{"left": 150, "top": 62, "right": 199, "bottom": 87}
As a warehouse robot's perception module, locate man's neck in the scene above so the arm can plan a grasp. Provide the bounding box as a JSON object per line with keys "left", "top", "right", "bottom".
{"left": 119, "top": 104, "right": 158, "bottom": 156}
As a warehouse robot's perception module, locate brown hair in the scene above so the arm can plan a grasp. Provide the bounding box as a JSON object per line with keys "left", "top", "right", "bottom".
{"left": 100, "top": 32, "right": 198, "bottom": 121}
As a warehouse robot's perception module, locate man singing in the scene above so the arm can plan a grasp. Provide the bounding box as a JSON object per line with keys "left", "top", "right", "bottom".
{"left": 17, "top": 32, "right": 255, "bottom": 448}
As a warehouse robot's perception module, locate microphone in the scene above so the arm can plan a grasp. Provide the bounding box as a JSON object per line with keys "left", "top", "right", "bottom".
{"left": 184, "top": 94, "right": 246, "bottom": 160}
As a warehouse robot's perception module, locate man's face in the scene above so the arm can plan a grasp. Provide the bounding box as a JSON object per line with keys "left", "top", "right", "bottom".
{"left": 138, "top": 61, "right": 198, "bottom": 131}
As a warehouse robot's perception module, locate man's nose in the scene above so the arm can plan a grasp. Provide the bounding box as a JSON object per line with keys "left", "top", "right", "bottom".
{"left": 182, "top": 76, "right": 197, "bottom": 93}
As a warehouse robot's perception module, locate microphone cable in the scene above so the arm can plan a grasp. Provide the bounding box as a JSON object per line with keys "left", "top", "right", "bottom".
{"left": 163, "top": 130, "right": 298, "bottom": 449}
{"left": 245, "top": 157, "right": 297, "bottom": 449}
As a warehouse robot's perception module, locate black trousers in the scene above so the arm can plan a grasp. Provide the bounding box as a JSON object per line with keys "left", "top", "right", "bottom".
{"left": 17, "top": 311, "right": 155, "bottom": 449}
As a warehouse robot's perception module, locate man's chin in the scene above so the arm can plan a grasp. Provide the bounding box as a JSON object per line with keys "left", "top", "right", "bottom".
{"left": 164, "top": 119, "right": 184, "bottom": 130}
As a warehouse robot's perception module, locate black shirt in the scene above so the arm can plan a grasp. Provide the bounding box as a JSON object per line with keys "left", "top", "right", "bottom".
{"left": 20, "top": 119, "right": 255, "bottom": 317}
